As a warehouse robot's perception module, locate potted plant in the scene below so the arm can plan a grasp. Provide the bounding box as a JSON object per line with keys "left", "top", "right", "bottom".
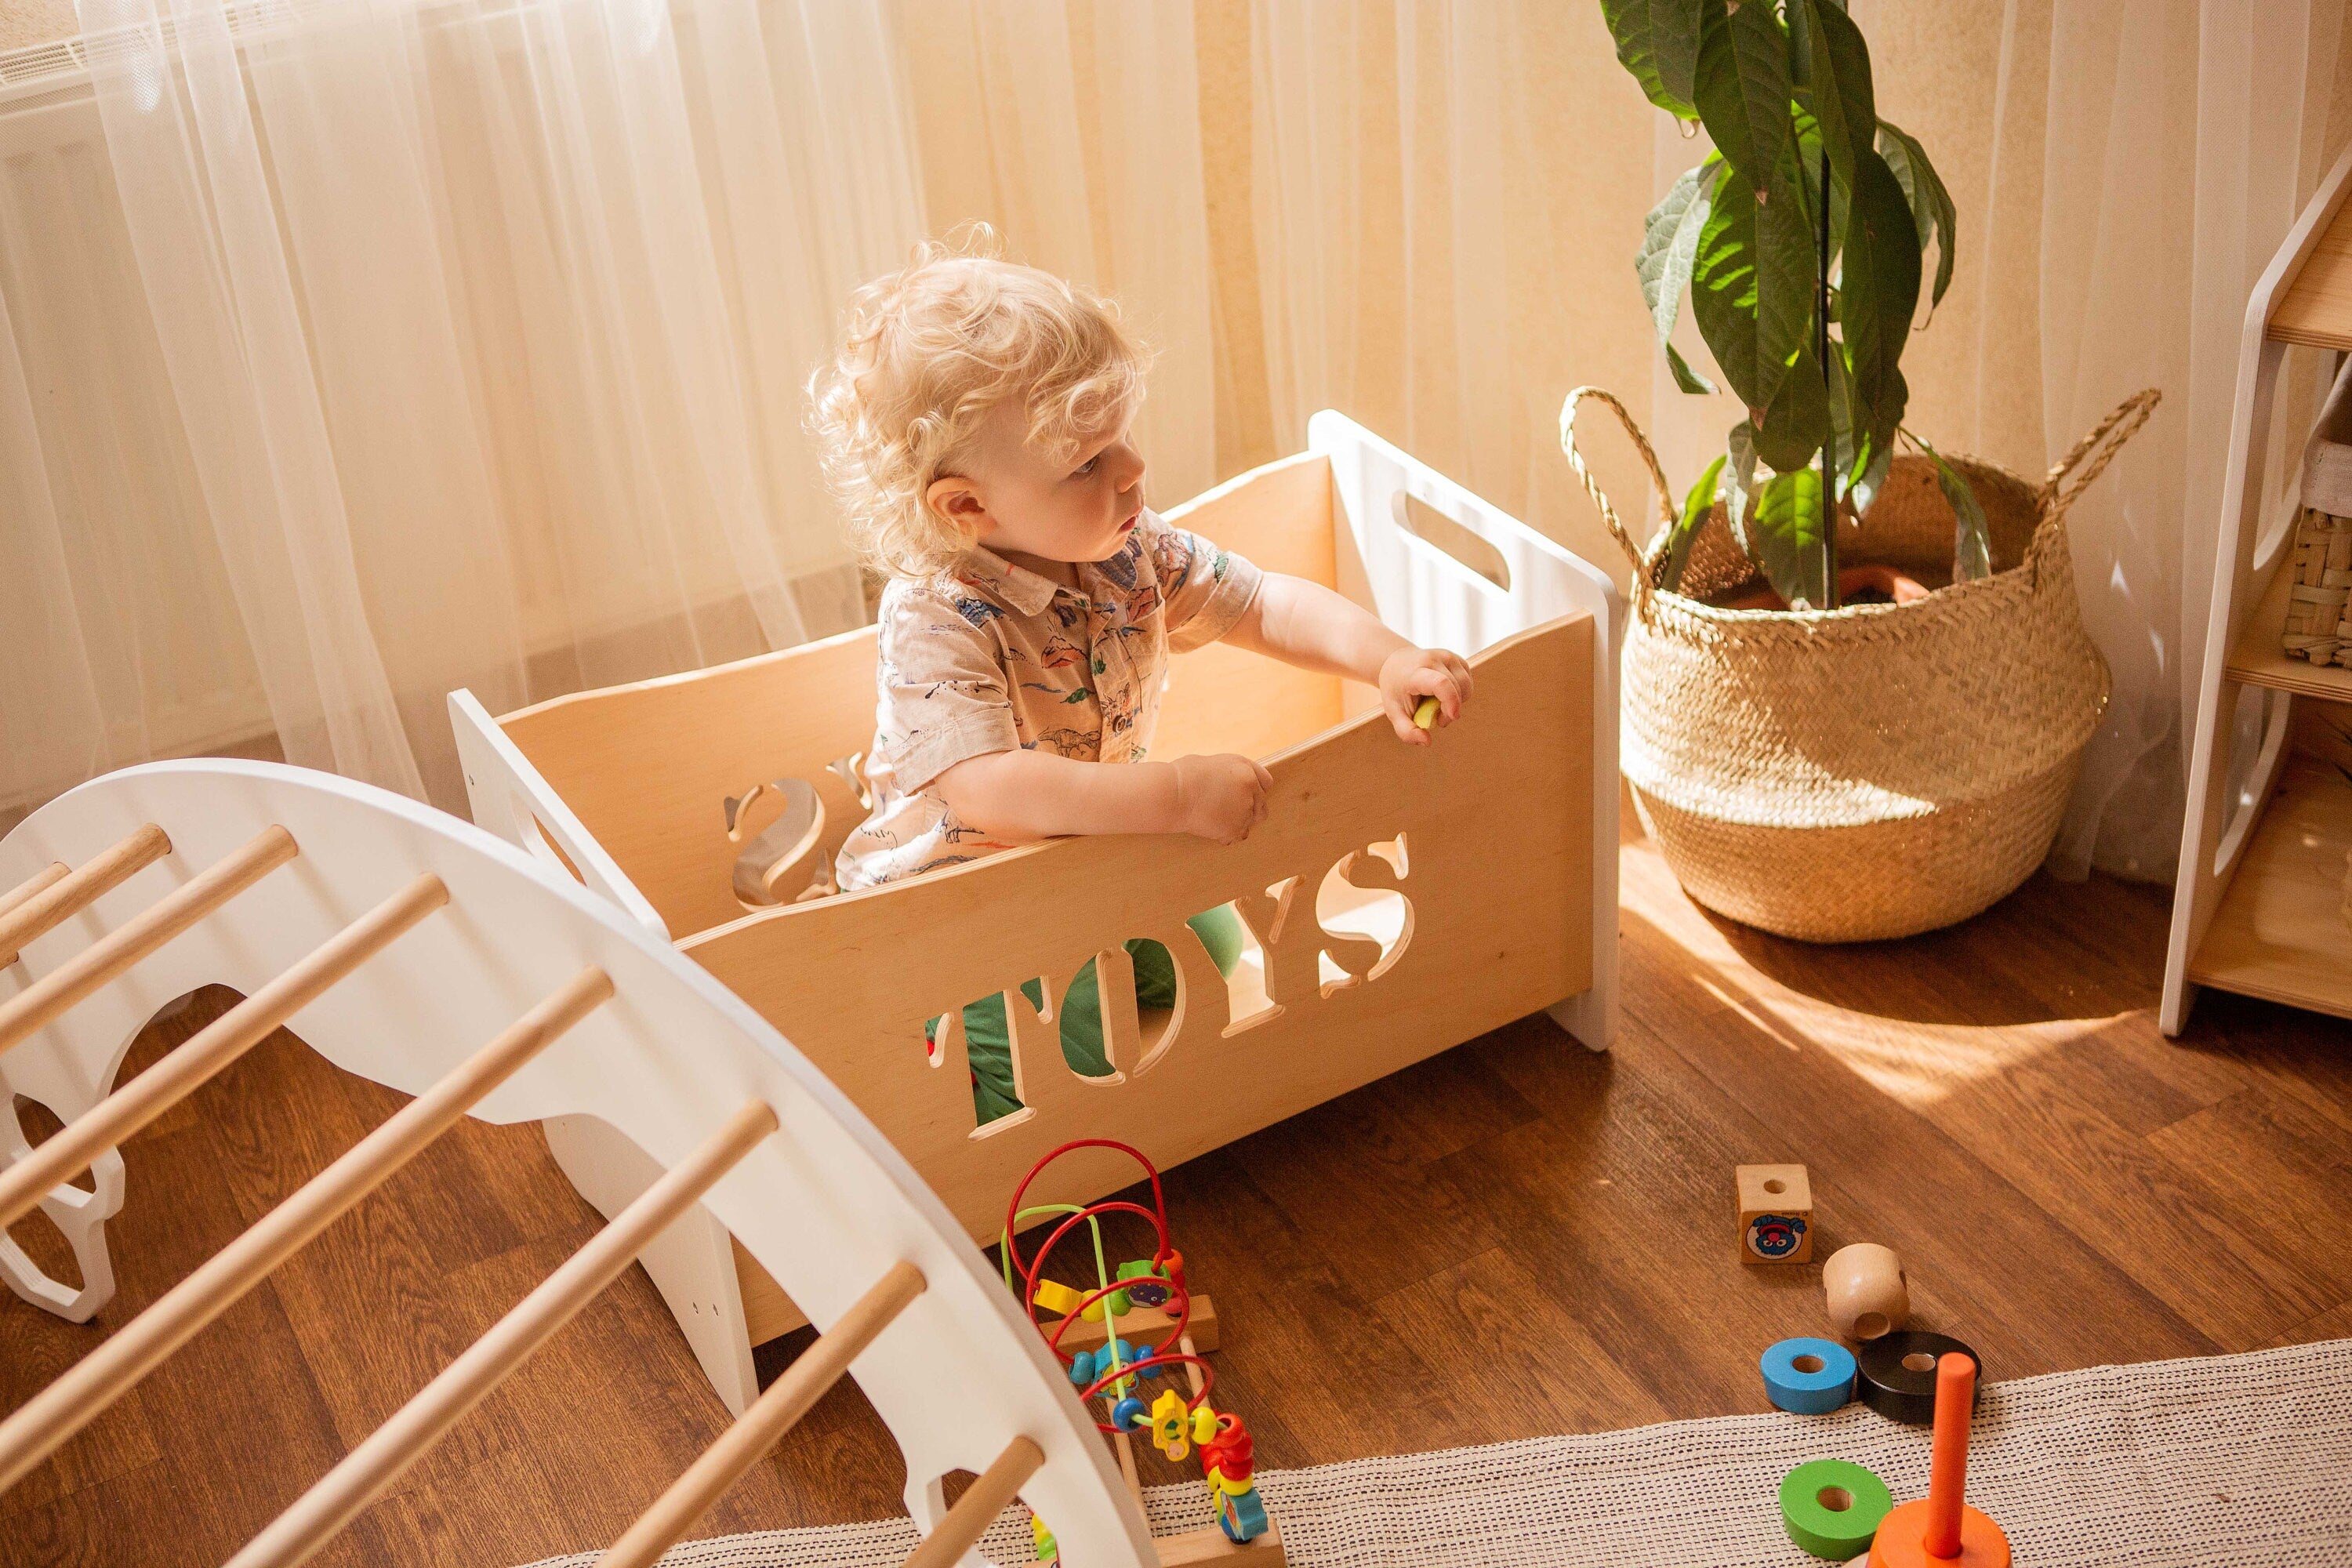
{"left": 1566, "top": 0, "right": 2159, "bottom": 942}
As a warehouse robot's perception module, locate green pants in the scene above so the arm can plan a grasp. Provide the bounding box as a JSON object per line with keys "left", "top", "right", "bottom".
{"left": 936, "top": 906, "right": 1247, "bottom": 1125}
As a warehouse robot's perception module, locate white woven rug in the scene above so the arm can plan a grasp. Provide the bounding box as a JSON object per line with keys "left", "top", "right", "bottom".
{"left": 525, "top": 1338, "right": 2352, "bottom": 1567}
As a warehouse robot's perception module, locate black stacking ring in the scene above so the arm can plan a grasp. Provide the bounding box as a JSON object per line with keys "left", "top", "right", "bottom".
{"left": 1856, "top": 1330, "right": 1984, "bottom": 1425}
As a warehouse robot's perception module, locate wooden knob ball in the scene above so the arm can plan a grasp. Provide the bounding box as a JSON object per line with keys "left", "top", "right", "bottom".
{"left": 1824, "top": 1243, "right": 1909, "bottom": 1341}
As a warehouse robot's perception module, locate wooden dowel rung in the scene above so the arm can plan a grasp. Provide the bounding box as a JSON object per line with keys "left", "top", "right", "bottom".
{"left": 901, "top": 1437, "right": 1047, "bottom": 1568}
{"left": 593, "top": 1259, "right": 927, "bottom": 1568}
{"left": 0, "top": 863, "right": 71, "bottom": 931}
{"left": 224, "top": 1097, "right": 780, "bottom": 1568}
{"left": 0, "top": 966, "right": 612, "bottom": 1498}
{"left": 0, "top": 825, "right": 296, "bottom": 1056}
{"left": 0, "top": 823, "right": 169, "bottom": 967}
{"left": 0, "top": 873, "right": 451, "bottom": 1235}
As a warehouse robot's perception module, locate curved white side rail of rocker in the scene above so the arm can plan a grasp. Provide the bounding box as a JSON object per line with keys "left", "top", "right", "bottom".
{"left": 0, "top": 758, "right": 1151, "bottom": 1567}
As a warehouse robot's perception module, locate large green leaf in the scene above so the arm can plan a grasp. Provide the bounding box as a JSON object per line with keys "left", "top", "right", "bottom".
{"left": 1724, "top": 419, "right": 1759, "bottom": 546}
{"left": 1637, "top": 156, "right": 1722, "bottom": 347}
{"left": 1690, "top": 135, "right": 1816, "bottom": 419}
{"left": 1753, "top": 344, "right": 1828, "bottom": 472}
{"left": 1755, "top": 136, "right": 1818, "bottom": 416}
{"left": 1790, "top": 0, "right": 1874, "bottom": 204}
{"left": 1876, "top": 119, "right": 1956, "bottom": 310}
{"left": 1602, "top": 0, "right": 1705, "bottom": 119}
{"left": 1690, "top": 181, "right": 1762, "bottom": 406}
{"left": 1908, "top": 430, "right": 1991, "bottom": 580}
{"left": 1836, "top": 147, "right": 1921, "bottom": 453}
{"left": 1666, "top": 342, "right": 1718, "bottom": 395}
{"left": 1661, "top": 452, "right": 1726, "bottom": 593}
{"left": 1751, "top": 467, "right": 1830, "bottom": 609}
{"left": 1693, "top": 0, "right": 1792, "bottom": 201}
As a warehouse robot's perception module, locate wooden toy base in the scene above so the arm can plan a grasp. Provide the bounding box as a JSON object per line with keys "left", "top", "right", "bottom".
{"left": 1154, "top": 1518, "right": 1286, "bottom": 1564}
{"left": 1058, "top": 1298, "right": 1221, "bottom": 1356}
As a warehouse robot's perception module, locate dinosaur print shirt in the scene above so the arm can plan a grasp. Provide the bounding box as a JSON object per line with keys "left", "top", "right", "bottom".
{"left": 833, "top": 511, "right": 1262, "bottom": 891}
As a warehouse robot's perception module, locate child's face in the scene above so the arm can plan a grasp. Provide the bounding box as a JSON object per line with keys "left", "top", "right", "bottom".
{"left": 927, "top": 401, "right": 1148, "bottom": 565}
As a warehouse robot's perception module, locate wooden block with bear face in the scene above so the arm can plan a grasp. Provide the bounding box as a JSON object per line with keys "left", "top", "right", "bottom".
{"left": 1737, "top": 1163, "right": 1813, "bottom": 1264}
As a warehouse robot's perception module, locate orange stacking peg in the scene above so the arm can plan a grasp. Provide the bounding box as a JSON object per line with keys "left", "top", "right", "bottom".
{"left": 1868, "top": 1352, "right": 2010, "bottom": 1568}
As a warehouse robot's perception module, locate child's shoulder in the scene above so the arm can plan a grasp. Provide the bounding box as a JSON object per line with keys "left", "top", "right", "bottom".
{"left": 877, "top": 568, "right": 1010, "bottom": 640}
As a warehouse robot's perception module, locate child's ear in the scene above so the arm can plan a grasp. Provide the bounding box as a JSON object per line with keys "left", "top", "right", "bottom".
{"left": 927, "top": 474, "right": 996, "bottom": 542}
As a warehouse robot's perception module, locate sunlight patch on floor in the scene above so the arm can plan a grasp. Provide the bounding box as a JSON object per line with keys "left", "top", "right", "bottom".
{"left": 1624, "top": 835, "right": 2136, "bottom": 1106}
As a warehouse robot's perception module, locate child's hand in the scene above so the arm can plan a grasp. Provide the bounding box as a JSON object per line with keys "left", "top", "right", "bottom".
{"left": 1378, "top": 646, "right": 1473, "bottom": 745}
{"left": 1171, "top": 753, "right": 1274, "bottom": 844}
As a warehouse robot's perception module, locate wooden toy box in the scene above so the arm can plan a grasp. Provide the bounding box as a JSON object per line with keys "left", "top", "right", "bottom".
{"left": 450, "top": 412, "right": 1621, "bottom": 1411}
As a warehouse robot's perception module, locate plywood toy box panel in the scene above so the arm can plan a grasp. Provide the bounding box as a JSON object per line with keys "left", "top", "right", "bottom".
{"left": 452, "top": 412, "right": 1621, "bottom": 1412}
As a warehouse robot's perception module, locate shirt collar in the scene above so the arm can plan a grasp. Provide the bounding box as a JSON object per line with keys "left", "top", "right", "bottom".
{"left": 961, "top": 543, "right": 1076, "bottom": 617}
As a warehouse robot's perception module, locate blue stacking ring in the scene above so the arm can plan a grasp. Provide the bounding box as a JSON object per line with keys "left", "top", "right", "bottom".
{"left": 1760, "top": 1337, "right": 1857, "bottom": 1414}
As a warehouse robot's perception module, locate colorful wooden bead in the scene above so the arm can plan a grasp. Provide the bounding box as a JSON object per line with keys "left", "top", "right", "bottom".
{"left": 1760, "top": 1337, "right": 1858, "bottom": 1414}
{"left": 1824, "top": 1243, "right": 1910, "bottom": 1341}
{"left": 1116, "top": 1259, "right": 1174, "bottom": 1308}
{"left": 1110, "top": 1396, "right": 1147, "bottom": 1432}
{"left": 1189, "top": 1406, "right": 1218, "bottom": 1445}
{"left": 1068, "top": 1350, "right": 1096, "bottom": 1385}
{"left": 1858, "top": 1332, "right": 1984, "bottom": 1426}
{"left": 1737, "top": 1163, "right": 1815, "bottom": 1263}
{"left": 1033, "top": 1279, "right": 1085, "bottom": 1317}
{"left": 1779, "top": 1459, "right": 1893, "bottom": 1560}
{"left": 1149, "top": 1389, "right": 1191, "bottom": 1460}
{"left": 1032, "top": 1514, "right": 1060, "bottom": 1564}
{"left": 1214, "top": 1483, "right": 1270, "bottom": 1543}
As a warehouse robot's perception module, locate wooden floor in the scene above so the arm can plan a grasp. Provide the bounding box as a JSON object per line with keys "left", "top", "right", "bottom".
{"left": 5, "top": 822, "right": 2352, "bottom": 1566}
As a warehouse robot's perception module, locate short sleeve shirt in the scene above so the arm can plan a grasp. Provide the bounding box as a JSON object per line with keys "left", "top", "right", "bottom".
{"left": 833, "top": 511, "right": 1262, "bottom": 891}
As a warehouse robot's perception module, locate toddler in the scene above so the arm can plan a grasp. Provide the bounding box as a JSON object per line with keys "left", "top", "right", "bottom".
{"left": 809, "top": 236, "right": 1472, "bottom": 1123}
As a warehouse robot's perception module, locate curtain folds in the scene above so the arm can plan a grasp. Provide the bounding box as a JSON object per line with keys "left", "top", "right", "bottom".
{"left": 4, "top": 0, "right": 2348, "bottom": 883}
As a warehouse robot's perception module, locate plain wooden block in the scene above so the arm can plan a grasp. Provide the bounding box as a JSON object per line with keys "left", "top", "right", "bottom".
{"left": 1737, "top": 1163, "right": 1813, "bottom": 1264}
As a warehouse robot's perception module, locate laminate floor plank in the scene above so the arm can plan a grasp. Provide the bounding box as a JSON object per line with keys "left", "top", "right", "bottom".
{"left": 5, "top": 826, "right": 2351, "bottom": 1563}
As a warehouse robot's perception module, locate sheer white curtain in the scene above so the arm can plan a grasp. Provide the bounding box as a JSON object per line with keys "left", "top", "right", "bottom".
{"left": 2, "top": 0, "right": 921, "bottom": 811}
{"left": 1246, "top": 0, "right": 1655, "bottom": 575}
{"left": 893, "top": 0, "right": 1219, "bottom": 506}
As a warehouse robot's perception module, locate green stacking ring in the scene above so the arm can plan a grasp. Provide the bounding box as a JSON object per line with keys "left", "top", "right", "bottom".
{"left": 1777, "top": 1459, "right": 1894, "bottom": 1560}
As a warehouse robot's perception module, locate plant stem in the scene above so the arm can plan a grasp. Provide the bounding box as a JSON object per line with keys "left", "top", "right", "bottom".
{"left": 1818, "top": 144, "right": 1836, "bottom": 610}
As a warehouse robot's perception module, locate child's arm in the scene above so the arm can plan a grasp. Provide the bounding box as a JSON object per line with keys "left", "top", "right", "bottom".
{"left": 935, "top": 750, "right": 1272, "bottom": 846}
{"left": 1224, "top": 573, "right": 1473, "bottom": 746}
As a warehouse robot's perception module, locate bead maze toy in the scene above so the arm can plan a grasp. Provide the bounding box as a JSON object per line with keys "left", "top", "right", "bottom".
{"left": 451, "top": 411, "right": 1624, "bottom": 1412}
{"left": 0, "top": 759, "right": 1185, "bottom": 1566}
{"left": 1005, "top": 1139, "right": 1282, "bottom": 1564}
{"left": 1868, "top": 1352, "right": 2011, "bottom": 1568}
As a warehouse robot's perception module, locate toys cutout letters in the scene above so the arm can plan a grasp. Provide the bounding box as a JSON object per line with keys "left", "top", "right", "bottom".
{"left": 935, "top": 837, "right": 1414, "bottom": 1125}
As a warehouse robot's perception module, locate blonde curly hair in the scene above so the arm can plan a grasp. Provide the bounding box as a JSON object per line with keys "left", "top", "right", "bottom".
{"left": 808, "top": 229, "right": 1150, "bottom": 579}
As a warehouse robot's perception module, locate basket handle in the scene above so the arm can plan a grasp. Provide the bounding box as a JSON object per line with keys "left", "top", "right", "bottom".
{"left": 2041, "top": 387, "right": 2162, "bottom": 514}
{"left": 1559, "top": 387, "right": 1677, "bottom": 592}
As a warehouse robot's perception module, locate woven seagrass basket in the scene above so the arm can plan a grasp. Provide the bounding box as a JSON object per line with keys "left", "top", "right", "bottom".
{"left": 2282, "top": 509, "right": 2352, "bottom": 666}
{"left": 1561, "top": 386, "right": 2158, "bottom": 943}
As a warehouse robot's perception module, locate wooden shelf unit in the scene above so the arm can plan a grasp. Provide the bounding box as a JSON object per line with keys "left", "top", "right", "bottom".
{"left": 2184, "top": 760, "right": 2352, "bottom": 1022}
{"left": 2164, "top": 143, "right": 2352, "bottom": 1035}
{"left": 2224, "top": 557, "right": 2352, "bottom": 703}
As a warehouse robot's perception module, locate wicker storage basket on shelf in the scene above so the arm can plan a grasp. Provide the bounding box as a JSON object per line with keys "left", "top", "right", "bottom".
{"left": 2284, "top": 511, "right": 2352, "bottom": 665}
{"left": 2285, "top": 365, "right": 2352, "bottom": 666}
{"left": 1562, "top": 387, "right": 2158, "bottom": 943}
